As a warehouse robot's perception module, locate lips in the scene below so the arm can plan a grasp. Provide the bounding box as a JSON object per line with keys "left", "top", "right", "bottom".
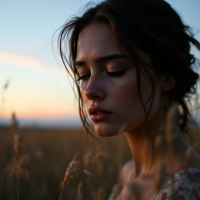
{"left": 89, "top": 107, "right": 112, "bottom": 115}
{"left": 89, "top": 107, "right": 112, "bottom": 121}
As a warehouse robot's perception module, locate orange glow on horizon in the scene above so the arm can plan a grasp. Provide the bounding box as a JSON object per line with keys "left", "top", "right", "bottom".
{"left": 1, "top": 110, "right": 79, "bottom": 119}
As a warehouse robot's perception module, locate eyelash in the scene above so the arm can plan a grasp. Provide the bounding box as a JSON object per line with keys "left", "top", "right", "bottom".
{"left": 76, "top": 70, "right": 126, "bottom": 82}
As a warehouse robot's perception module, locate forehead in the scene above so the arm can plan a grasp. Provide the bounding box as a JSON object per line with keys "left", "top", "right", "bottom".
{"left": 77, "top": 22, "right": 123, "bottom": 61}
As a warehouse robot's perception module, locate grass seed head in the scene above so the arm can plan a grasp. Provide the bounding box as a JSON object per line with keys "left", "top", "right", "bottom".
{"left": 84, "top": 149, "right": 94, "bottom": 168}
{"left": 92, "top": 151, "right": 105, "bottom": 172}
{"left": 77, "top": 182, "right": 83, "bottom": 200}
{"left": 12, "top": 112, "right": 18, "bottom": 133}
{"left": 4, "top": 158, "right": 16, "bottom": 182}
{"left": 16, "top": 154, "right": 30, "bottom": 179}
{"left": 94, "top": 152, "right": 105, "bottom": 160}
{"left": 4, "top": 154, "right": 30, "bottom": 182}
{"left": 83, "top": 169, "right": 95, "bottom": 178}
{"left": 12, "top": 133, "right": 23, "bottom": 156}
{"left": 96, "top": 187, "right": 106, "bottom": 200}
{"left": 61, "top": 153, "right": 79, "bottom": 189}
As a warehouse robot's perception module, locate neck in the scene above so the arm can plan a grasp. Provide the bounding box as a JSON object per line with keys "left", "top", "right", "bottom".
{"left": 124, "top": 108, "right": 192, "bottom": 179}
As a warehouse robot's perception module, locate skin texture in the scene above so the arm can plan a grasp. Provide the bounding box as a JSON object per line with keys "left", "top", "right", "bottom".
{"left": 76, "top": 22, "right": 168, "bottom": 137}
{"left": 76, "top": 22, "right": 200, "bottom": 199}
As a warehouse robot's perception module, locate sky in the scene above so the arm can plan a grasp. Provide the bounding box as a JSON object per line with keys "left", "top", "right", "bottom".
{"left": 0, "top": 0, "right": 200, "bottom": 127}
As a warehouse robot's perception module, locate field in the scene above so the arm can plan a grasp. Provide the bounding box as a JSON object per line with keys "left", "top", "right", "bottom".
{"left": 0, "top": 123, "right": 200, "bottom": 200}
{"left": 0, "top": 126, "right": 132, "bottom": 200}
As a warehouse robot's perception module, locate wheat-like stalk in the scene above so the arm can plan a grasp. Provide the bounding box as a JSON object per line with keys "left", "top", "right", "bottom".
{"left": 83, "top": 169, "right": 95, "bottom": 178}
{"left": 12, "top": 131, "right": 22, "bottom": 200}
{"left": 10, "top": 113, "right": 23, "bottom": 200}
{"left": 59, "top": 153, "right": 79, "bottom": 200}
{"left": 61, "top": 153, "right": 79, "bottom": 189}
{"left": 12, "top": 113, "right": 18, "bottom": 133}
{"left": 93, "top": 152, "right": 105, "bottom": 160}
{"left": 84, "top": 148, "right": 95, "bottom": 168}
{"left": 96, "top": 187, "right": 106, "bottom": 200}
{"left": 12, "top": 113, "right": 22, "bottom": 157}
{"left": 16, "top": 154, "right": 30, "bottom": 180}
{"left": 76, "top": 181, "right": 83, "bottom": 200}
{"left": 92, "top": 151, "right": 105, "bottom": 173}
{"left": 12, "top": 133, "right": 23, "bottom": 157}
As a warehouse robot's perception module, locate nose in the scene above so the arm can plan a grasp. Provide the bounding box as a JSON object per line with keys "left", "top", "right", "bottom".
{"left": 83, "top": 75, "right": 105, "bottom": 101}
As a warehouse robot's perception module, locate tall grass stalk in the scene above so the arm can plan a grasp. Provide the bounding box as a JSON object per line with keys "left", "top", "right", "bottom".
{"left": 59, "top": 153, "right": 79, "bottom": 200}
{"left": 76, "top": 182, "right": 83, "bottom": 200}
{"left": 11, "top": 113, "right": 23, "bottom": 200}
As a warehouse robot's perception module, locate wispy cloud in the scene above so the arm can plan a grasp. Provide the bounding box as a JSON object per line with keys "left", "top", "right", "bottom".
{"left": 0, "top": 51, "right": 66, "bottom": 76}
{"left": 0, "top": 51, "right": 45, "bottom": 69}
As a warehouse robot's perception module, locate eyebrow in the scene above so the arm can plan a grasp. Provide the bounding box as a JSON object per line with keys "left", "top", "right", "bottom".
{"left": 75, "top": 54, "right": 130, "bottom": 66}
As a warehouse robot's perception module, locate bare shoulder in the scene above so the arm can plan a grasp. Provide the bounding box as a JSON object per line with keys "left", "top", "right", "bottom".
{"left": 119, "top": 159, "right": 134, "bottom": 187}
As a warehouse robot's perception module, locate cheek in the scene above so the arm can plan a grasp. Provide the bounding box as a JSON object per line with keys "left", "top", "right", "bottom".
{"left": 108, "top": 79, "right": 140, "bottom": 118}
{"left": 109, "top": 77, "right": 147, "bottom": 107}
{"left": 109, "top": 75, "right": 155, "bottom": 119}
{"left": 111, "top": 81, "right": 137, "bottom": 103}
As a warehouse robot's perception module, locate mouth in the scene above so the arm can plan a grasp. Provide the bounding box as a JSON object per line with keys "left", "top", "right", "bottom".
{"left": 89, "top": 107, "right": 113, "bottom": 121}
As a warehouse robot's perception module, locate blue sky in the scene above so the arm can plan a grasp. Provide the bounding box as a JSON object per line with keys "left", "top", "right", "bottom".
{"left": 0, "top": 0, "right": 200, "bottom": 126}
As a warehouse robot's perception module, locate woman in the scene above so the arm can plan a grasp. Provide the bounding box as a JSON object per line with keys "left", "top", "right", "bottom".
{"left": 57, "top": 0, "right": 200, "bottom": 199}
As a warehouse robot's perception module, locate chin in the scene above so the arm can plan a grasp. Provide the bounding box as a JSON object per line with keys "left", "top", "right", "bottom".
{"left": 94, "top": 124, "right": 121, "bottom": 137}
{"left": 96, "top": 132, "right": 118, "bottom": 137}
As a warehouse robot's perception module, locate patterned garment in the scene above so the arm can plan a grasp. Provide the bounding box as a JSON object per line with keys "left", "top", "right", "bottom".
{"left": 108, "top": 168, "right": 200, "bottom": 200}
{"left": 152, "top": 168, "right": 200, "bottom": 200}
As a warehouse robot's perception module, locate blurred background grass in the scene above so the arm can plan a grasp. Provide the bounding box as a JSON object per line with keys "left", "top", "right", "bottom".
{"left": 0, "top": 127, "right": 132, "bottom": 200}
{"left": 0, "top": 125, "right": 199, "bottom": 200}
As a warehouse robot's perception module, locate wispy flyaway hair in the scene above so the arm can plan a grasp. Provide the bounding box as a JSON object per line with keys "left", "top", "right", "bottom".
{"left": 57, "top": 0, "right": 200, "bottom": 140}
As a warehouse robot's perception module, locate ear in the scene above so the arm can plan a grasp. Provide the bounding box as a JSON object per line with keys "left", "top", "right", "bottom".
{"left": 162, "top": 76, "right": 176, "bottom": 91}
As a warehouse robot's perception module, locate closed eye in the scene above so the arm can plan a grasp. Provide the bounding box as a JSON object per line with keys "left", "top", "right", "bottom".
{"left": 76, "top": 74, "right": 90, "bottom": 82}
{"left": 76, "top": 70, "right": 126, "bottom": 81}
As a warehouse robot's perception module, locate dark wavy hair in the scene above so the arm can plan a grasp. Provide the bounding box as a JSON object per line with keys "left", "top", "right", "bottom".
{"left": 57, "top": 0, "right": 200, "bottom": 144}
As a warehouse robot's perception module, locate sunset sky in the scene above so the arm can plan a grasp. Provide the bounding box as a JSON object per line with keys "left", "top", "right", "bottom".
{"left": 0, "top": 0, "right": 200, "bottom": 127}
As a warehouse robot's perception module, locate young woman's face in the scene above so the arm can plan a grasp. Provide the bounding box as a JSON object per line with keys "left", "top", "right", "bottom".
{"left": 76, "top": 22, "right": 165, "bottom": 137}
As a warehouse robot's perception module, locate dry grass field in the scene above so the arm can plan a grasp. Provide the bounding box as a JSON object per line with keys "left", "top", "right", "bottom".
{"left": 0, "top": 117, "right": 200, "bottom": 200}
{"left": 0, "top": 126, "right": 132, "bottom": 200}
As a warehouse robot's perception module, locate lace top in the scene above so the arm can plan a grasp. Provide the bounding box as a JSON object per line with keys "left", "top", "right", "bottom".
{"left": 108, "top": 168, "right": 200, "bottom": 200}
